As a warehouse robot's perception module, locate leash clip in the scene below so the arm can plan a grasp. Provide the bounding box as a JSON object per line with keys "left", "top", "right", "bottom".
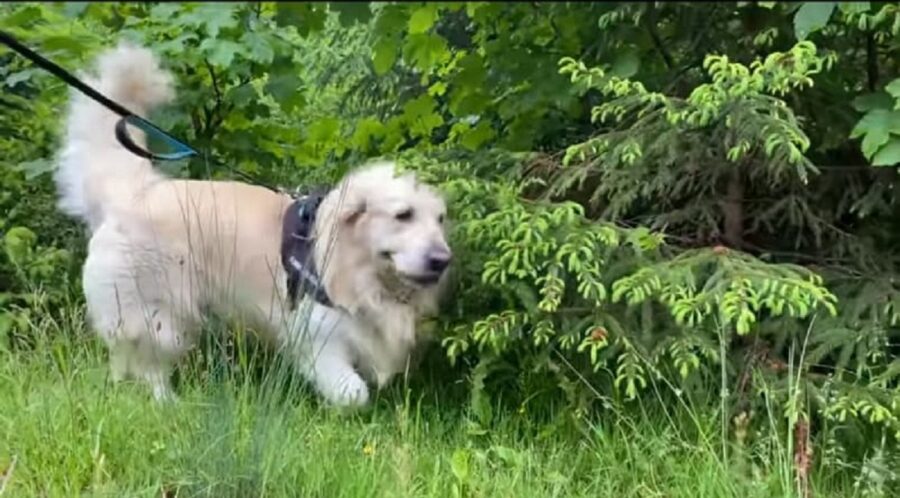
{"left": 115, "top": 114, "right": 198, "bottom": 161}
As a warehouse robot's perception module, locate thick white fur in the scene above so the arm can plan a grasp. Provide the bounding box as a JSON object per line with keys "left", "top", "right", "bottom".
{"left": 54, "top": 43, "right": 452, "bottom": 406}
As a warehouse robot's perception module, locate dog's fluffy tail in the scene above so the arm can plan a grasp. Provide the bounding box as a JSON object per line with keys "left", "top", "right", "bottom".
{"left": 55, "top": 43, "right": 175, "bottom": 230}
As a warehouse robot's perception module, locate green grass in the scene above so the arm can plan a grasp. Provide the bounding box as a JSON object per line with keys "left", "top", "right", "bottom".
{"left": 0, "top": 316, "right": 864, "bottom": 498}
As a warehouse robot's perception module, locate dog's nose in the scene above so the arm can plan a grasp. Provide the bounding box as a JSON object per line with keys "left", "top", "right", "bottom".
{"left": 427, "top": 250, "right": 452, "bottom": 273}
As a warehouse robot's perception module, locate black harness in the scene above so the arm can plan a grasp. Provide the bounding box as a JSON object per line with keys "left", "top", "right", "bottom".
{"left": 280, "top": 189, "right": 333, "bottom": 309}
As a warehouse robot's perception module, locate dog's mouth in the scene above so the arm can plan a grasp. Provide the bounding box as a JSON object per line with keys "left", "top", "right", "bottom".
{"left": 378, "top": 251, "right": 443, "bottom": 287}
{"left": 403, "top": 273, "right": 442, "bottom": 286}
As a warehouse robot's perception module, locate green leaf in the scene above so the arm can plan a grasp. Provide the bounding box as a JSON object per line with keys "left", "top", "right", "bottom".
{"left": 455, "top": 53, "right": 487, "bottom": 88}
{"left": 351, "top": 117, "right": 386, "bottom": 151}
{"left": 201, "top": 39, "right": 243, "bottom": 68}
{"left": 492, "top": 445, "right": 522, "bottom": 467}
{"left": 428, "top": 81, "right": 448, "bottom": 97}
{"left": 459, "top": 120, "right": 495, "bottom": 151}
{"left": 13, "top": 158, "right": 54, "bottom": 180}
{"left": 450, "top": 449, "right": 470, "bottom": 482}
{"left": 4, "top": 226, "right": 37, "bottom": 264}
{"left": 274, "top": 3, "right": 305, "bottom": 26}
{"left": 838, "top": 2, "right": 870, "bottom": 15}
{"left": 150, "top": 3, "right": 180, "bottom": 20}
{"left": 403, "top": 94, "right": 444, "bottom": 139}
{"left": 0, "top": 313, "right": 13, "bottom": 345}
{"left": 852, "top": 92, "right": 893, "bottom": 113}
{"left": 156, "top": 33, "right": 198, "bottom": 55}
{"left": 467, "top": 1, "right": 502, "bottom": 23}
{"left": 228, "top": 84, "right": 258, "bottom": 108}
{"left": 0, "top": 5, "right": 43, "bottom": 28}
{"left": 871, "top": 139, "right": 900, "bottom": 167}
{"left": 382, "top": 116, "right": 406, "bottom": 152}
{"left": 191, "top": 3, "right": 239, "bottom": 38}
{"left": 794, "top": 2, "right": 836, "bottom": 40}
{"left": 307, "top": 117, "right": 342, "bottom": 144}
{"left": 265, "top": 72, "right": 306, "bottom": 113}
{"left": 373, "top": 3, "right": 409, "bottom": 36}
{"left": 62, "top": 2, "right": 89, "bottom": 18}
{"left": 5, "top": 68, "right": 41, "bottom": 87}
{"left": 42, "top": 34, "right": 91, "bottom": 57}
{"left": 403, "top": 33, "right": 450, "bottom": 72}
{"left": 851, "top": 109, "right": 900, "bottom": 160}
{"left": 330, "top": 2, "right": 372, "bottom": 26}
{"left": 886, "top": 78, "right": 900, "bottom": 108}
{"left": 274, "top": 3, "right": 327, "bottom": 36}
{"left": 373, "top": 37, "right": 398, "bottom": 75}
{"left": 610, "top": 48, "right": 640, "bottom": 79}
{"left": 242, "top": 32, "right": 274, "bottom": 64}
{"left": 409, "top": 4, "right": 438, "bottom": 34}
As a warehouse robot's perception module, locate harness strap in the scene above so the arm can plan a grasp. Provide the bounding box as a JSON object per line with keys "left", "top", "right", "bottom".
{"left": 281, "top": 191, "right": 333, "bottom": 308}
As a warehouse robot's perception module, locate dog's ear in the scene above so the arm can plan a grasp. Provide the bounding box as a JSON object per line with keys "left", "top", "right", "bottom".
{"left": 342, "top": 201, "right": 366, "bottom": 225}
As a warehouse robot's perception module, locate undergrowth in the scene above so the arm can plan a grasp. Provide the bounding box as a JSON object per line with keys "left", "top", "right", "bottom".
{"left": 0, "top": 298, "right": 880, "bottom": 497}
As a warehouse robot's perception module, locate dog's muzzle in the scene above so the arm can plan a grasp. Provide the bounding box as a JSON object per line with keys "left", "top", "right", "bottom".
{"left": 409, "top": 247, "right": 452, "bottom": 285}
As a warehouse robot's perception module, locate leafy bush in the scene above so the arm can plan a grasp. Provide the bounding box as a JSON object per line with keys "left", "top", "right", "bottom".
{"left": 0, "top": 18, "right": 83, "bottom": 347}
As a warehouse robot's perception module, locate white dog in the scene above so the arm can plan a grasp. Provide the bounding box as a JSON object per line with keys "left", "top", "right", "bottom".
{"left": 53, "top": 44, "right": 452, "bottom": 407}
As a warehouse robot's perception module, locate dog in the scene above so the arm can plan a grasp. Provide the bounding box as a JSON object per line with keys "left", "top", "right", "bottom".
{"left": 53, "top": 43, "right": 452, "bottom": 407}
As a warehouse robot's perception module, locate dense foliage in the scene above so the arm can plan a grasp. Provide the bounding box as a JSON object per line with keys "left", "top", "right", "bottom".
{"left": 1, "top": 2, "right": 899, "bottom": 491}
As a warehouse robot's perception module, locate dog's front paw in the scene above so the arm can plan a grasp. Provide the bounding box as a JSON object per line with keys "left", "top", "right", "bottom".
{"left": 325, "top": 373, "right": 370, "bottom": 408}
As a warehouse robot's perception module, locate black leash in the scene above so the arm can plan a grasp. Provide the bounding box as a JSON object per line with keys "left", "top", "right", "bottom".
{"left": 0, "top": 31, "right": 137, "bottom": 120}
{"left": 0, "top": 30, "right": 200, "bottom": 162}
{"left": 0, "top": 30, "right": 283, "bottom": 194}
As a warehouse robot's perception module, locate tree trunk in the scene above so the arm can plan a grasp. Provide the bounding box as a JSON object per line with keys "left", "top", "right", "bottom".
{"left": 723, "top": 166, "right": 744, "bottom": 249}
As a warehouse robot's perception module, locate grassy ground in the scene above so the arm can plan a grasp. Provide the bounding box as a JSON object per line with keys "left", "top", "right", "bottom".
{"left": 0, "top": 316, "right": 864, "bottom": 498}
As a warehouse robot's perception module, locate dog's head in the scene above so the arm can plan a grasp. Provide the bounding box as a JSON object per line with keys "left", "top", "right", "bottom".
{"left": 315, "top": 162, "right": 452, "bottom": 304}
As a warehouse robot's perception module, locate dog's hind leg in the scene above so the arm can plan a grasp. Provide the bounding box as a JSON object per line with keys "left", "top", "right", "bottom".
{"left": 102, "top": 313, "right": 188, "bottom": 401}
{"left": 83, "top": 224, "right": 196, "bottom": 401}
{"left": 89, "top": 291, "right": 191, "bottom": 401}
{"left": 108, "top": 343, "right": 132, "bottom": 382}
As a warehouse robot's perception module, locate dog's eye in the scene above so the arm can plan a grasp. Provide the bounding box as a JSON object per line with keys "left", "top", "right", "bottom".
{"left": 438, "top": 214, "right": 445, "bottom": 224}
{"left": 395, "top": 208, "right": 414, "bottom": 222}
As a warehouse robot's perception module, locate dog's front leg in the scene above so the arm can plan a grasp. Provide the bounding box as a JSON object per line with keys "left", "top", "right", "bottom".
{"left": 284, "top": 302, "right": 371, "bottom": 407}
{"left": 299, "top": 343, "right": 370, "bottom": 407}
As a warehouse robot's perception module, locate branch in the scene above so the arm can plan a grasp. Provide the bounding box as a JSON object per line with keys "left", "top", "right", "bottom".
{"left": 661, "top": 4, "right": 721, "bottom": 94}
{"left": 204, "top": 59, "right": 224, "bottom": 113}
{"left": 865, "top": 30, "right": 878, "bottom": 92}
{"left": 200, "top": 105, "right": 213, "bottom": 139}
{"left": 203, "top": 58, "right": 226, "bottom": 138}
{"left": 190, "top": 109, "right": 202, "bottom": 136}
{"left": 645, "top": 3, "right": 674, "bottom": 70}
{"left": 663, "top": 55, "right": 704, "bottom": 94}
